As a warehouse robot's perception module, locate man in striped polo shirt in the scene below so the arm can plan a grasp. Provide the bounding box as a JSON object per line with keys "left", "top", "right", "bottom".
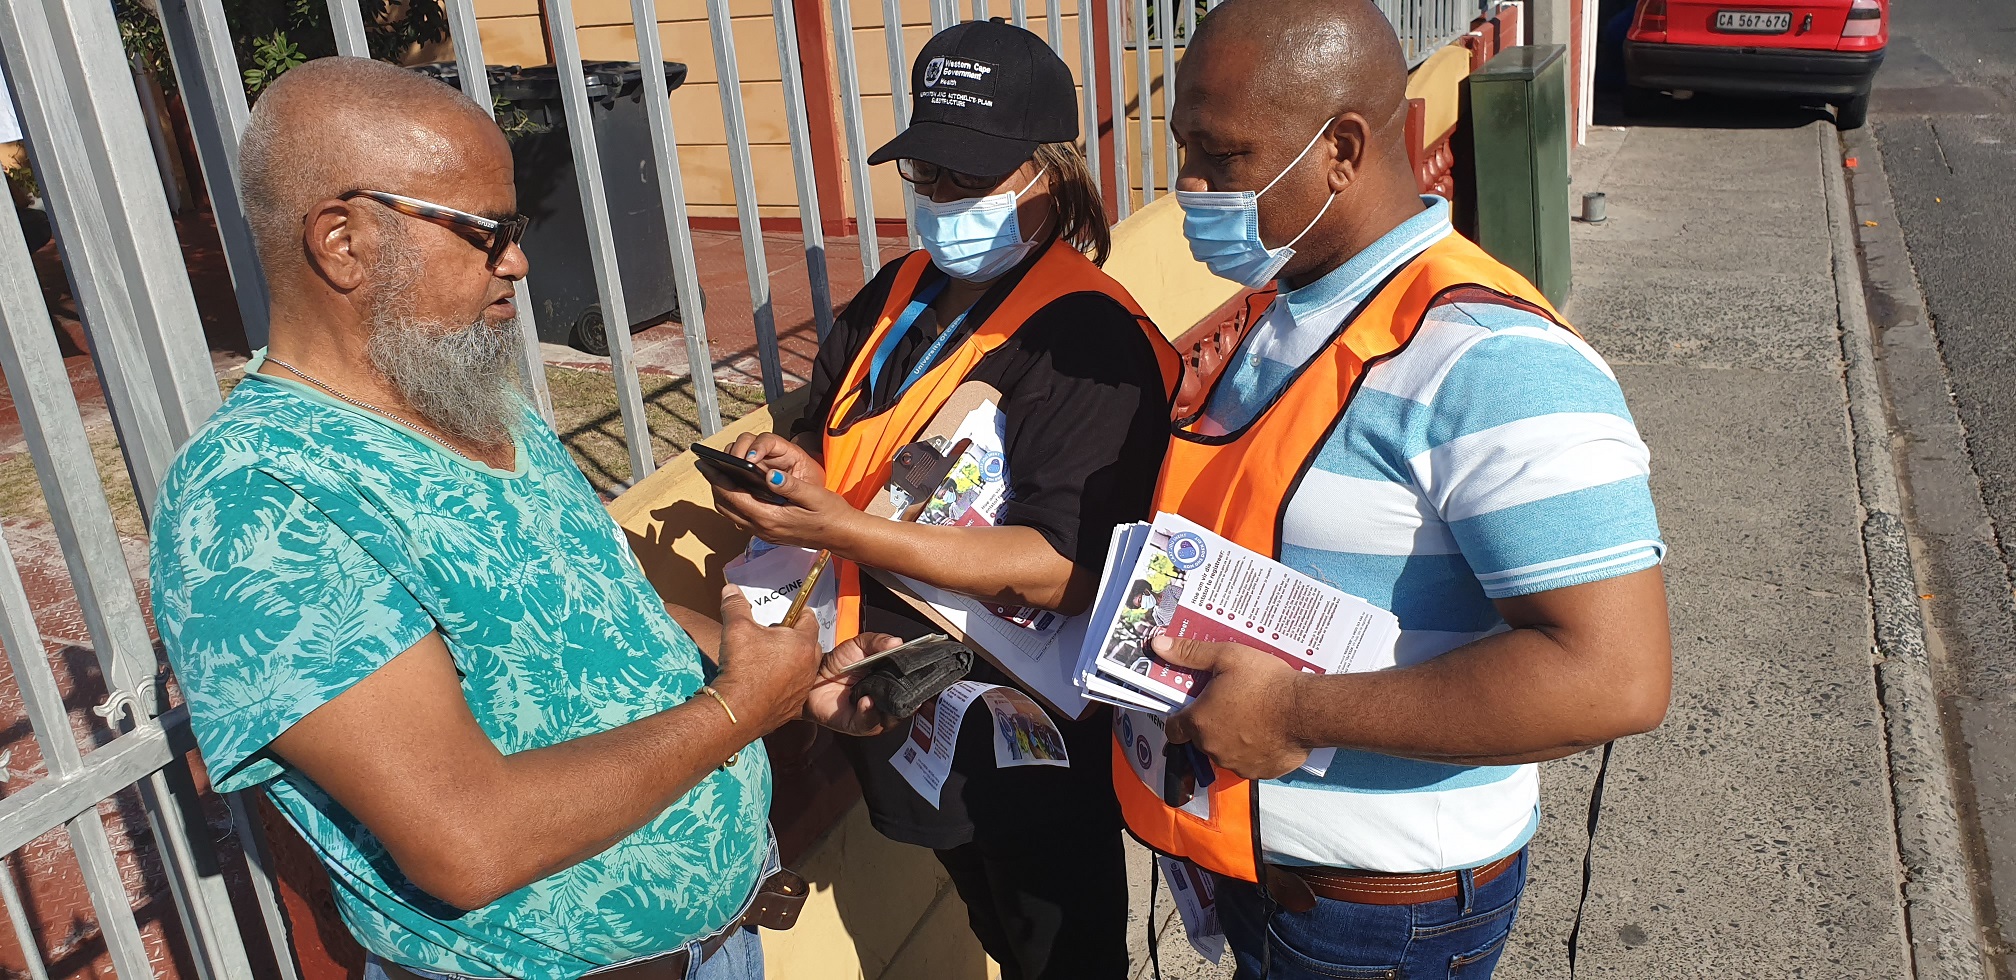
{"left": 1147, "top": 0, "right": 1675, "bottom": 976}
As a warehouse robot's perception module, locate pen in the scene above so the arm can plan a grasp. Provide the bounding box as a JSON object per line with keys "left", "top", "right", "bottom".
{"left": 780, "top": 549, "right": 832, "bottom": 628}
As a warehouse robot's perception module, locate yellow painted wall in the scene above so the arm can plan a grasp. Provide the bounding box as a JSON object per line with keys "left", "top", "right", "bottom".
{"left": 468, "top": 0, "right": 1103, "bottom": 223}
{"left": 472, "top": 0, "right": 810, "bottom": 220}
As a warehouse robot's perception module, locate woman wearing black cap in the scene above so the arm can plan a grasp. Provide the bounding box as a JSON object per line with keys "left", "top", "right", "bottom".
{"left": 706, "top": 18, "right": 1179, "bottom": 980}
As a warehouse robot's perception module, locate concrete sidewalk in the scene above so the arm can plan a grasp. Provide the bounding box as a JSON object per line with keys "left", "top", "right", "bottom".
{"left": 1124, "top": 118, "right": 1939, "bottom": 979}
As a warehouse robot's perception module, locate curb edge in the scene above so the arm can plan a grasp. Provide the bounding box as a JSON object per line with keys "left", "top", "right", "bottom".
{"left": 1820, "top": 121, "right": 1989, "bottom": 980}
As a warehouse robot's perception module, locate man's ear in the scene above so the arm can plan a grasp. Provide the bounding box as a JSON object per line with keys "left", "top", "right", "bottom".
{"left": 1325, "top": 114, "right": 1374, "bottom": 193}
{"left": 303, "top": 200, "right": 370, "bottom": 292}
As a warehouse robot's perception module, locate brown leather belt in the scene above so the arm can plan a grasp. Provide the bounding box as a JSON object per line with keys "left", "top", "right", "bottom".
{"left": 377, "top": 868, "right": 807, "bottom": 980}
{"left": 1264, "top": 851, "right": 1522, "bottom": 912}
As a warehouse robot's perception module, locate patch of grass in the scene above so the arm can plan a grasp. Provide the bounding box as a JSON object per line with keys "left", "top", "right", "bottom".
{"left": 0, "top": 426, "right": 146, "bottom": 539}
{"left": 0, "top": 367, "right": 762, "bottom": 537}
{"left": 542, "top": 367, "right": 765, "bottom": 498}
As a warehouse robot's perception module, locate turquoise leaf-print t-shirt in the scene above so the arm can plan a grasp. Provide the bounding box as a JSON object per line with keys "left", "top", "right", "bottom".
{"left": 149, "top": 353, "right": 771, "bottom": 979}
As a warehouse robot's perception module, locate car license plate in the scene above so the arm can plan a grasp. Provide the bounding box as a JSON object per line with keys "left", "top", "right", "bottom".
{"left": 1715, "top": 9, "right": 1793, "bottom": 33}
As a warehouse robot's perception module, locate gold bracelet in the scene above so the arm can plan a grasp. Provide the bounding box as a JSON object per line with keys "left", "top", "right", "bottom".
{"left": 697, "top": 685, "right": 740, "bottom": 769}
{"left": 697, "top": 685, "right": 738, "bottom": 725}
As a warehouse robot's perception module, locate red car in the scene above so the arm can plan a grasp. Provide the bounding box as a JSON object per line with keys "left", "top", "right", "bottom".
{"left": 1624, "top": 0, "right": 1887, "bottom": 128}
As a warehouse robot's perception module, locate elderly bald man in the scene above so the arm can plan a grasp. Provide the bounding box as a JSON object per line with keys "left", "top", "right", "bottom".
{"left": 1118, "top": 2, "right": 1674, "bottom": 977}
{"left": 148, "top": 57, "right": 893, "bottom": 980}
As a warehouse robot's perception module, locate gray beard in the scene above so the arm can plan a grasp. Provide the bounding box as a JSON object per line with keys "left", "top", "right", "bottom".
{"left": 365, "top": 309, "right": 526, "bottom": 447}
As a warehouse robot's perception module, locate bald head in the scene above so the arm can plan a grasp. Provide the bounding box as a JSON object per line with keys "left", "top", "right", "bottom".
{"left": 1172, "top": 0, "right": 1426, "bottom": 288}
{"left": 1187, "top": 0, "right": 1409, "bottom": 134}
{"left": 239, "top": 57, "right": 503, "bottom": 274}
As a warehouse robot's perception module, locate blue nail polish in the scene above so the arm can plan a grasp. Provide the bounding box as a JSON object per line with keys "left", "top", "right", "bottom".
{"left": 769, "top": 470, "right": 786, "bottom": 486}
{"left": 745, "top": 451, "right": 759, "bottom": 460}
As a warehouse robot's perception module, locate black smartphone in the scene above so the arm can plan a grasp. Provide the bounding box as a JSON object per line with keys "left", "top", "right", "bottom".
{"left": 693, "top": 444, "right": 788, "bottom": 504}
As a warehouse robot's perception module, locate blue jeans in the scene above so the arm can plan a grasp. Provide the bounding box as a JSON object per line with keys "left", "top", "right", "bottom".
{"left": 1212, "top": 849, "right": 1528, "bottom": 980}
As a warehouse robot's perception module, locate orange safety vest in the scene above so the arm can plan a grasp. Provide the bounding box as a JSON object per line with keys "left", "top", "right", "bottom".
{"left": 1112, "top": 232, "right": 1566, "bottom": 883}
{"left": 820, "top": 240, "right": 1183, "bottom": 641}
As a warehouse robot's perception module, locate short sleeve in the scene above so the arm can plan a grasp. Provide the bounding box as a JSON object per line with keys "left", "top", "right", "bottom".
{"left": 1409, "top": 313, "right": 1665, "bottom": 599}
{"left": 150, "top": 467, "right": 435, "bottom": 792}
{"left": 993, "top": 294, "right": 1173, "bottom": 570}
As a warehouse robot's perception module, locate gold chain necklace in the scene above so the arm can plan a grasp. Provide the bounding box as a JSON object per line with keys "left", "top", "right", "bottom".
{"left": 260, "top": 354, "right": 474, "bottom": 462}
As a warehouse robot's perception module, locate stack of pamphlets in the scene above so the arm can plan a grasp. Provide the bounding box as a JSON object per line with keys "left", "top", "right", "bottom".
{"left": 1072, "top": 512, "right": 1402, "bottom": 776}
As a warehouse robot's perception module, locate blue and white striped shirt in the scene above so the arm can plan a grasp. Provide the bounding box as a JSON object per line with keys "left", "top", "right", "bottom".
{"left": 1203, "top": 197, "right": 1665, "bottom": 873}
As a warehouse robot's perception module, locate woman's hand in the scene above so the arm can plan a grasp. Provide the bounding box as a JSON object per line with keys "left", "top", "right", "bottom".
{"left": 806, "top": 632, "right": 900, "bottom": 736}
{"left": 708, "top": 434, "right": 859, "bottom": 550}
{"left": 732, "top": 432, "right": 826, "bottom": 486}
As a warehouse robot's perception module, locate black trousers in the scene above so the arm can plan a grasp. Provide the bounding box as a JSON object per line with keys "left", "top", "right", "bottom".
{"left": 933, "top": 823, "right": 1131, "bottom": 980}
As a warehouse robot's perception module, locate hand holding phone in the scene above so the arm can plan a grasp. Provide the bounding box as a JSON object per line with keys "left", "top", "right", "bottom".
{"left": 694, "top": 443, "right": 789, "bottom": 505}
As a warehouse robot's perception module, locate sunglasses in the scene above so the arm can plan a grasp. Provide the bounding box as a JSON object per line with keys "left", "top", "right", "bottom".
{"left": 339, "top": 189, "right": 529, "bottom": 267}
{"left": 896, "top": 159, "right": 1017, "bottom": 192}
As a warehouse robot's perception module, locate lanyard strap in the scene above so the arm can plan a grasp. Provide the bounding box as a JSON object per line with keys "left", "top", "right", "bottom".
{"left": 866, "top": 277, "right": 969, "bottom": 403}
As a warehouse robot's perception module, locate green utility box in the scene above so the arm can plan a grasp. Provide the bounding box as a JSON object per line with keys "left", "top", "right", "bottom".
{"left": 1462, "top": 44, "right": 1572, "bottom": 307}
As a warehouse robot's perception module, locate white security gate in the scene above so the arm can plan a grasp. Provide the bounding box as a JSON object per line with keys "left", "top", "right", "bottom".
{"left": 0, "top": 0, "right": 1491, "bottom": 974}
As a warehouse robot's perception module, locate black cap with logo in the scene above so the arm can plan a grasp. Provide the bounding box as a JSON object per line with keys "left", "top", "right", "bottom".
{"left": 867, "top": 18, "right": 1078, "bottom": 177}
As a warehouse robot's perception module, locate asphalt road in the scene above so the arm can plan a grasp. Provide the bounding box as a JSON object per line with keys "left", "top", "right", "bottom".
{"left": 1863, "top": 0, "right": 2016, "bottom": 973}
{"left": 1872, "top": 0, "right": 2016, "bottom": 575}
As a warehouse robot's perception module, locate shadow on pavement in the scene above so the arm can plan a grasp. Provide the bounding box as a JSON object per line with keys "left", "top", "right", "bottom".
{"left": 1593, "top": 87, "right": 1838, "bottom": 131}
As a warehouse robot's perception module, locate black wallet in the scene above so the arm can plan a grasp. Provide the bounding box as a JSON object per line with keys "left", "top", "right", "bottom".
{"left": 854, "top": 637, "right": 975, "bottom": 718}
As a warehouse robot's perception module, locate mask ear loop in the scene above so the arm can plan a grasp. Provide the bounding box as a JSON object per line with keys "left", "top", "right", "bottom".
{"left": 1256, "top": 117, "right": 1338, "bottom": 199}
{"left": 1257, "top": 118, "right": 1341, "bottom": 256}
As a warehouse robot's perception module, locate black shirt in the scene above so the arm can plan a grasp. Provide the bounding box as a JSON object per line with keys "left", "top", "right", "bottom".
{"left": 794, "top": 247, "right": 1172, "bottom": 848}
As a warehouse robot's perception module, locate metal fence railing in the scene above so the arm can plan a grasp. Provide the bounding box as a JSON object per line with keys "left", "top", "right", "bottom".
{"left": 0, "top": 0, "right": 1504, "bottom": 973}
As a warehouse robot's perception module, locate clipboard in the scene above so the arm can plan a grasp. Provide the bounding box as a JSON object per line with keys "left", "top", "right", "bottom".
{"left": 861, "top": 381, "right": 1093, "bottom": 720}
{"left": 864, "top": 381, "right": 1004, "bottom": 520}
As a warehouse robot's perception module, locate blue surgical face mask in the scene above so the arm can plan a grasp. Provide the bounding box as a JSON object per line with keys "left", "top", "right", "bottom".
{"left": 1175, "top": 120, "right": 1338, "bottom": 288}
{"left": 913, "top": 166, "right": 1049, "bottom": 282}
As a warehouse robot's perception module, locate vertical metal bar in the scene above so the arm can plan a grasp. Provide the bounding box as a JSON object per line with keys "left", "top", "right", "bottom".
{"left": 225, "top": 793, "right": 302, "bottom": 980}
{"left": 972, "top": 0, "right": 989, "bottom": 21}
{"left": 327, "top": 0, "right": 370, "bottom": 57}
{"left": 1077, "top": 0, "right": 1101, "bottom": 194}
{"left": 932, "top": 0, "right": 951, "bottom": 32}
{"left": 150, "top": 0, "right": 272, "bottom": 348}
{"left": 139, "top": 767, "right": 255, "bottom": 980}
{"left": 445, "top": 0, "right": 554, "bottom": 424}
{"left": 0, "top": 186, "right": 253, "bottom": 980}
{"left": 830, "top": 0, "right": 886, "bottom": 284}
{"left": 542, "top": 0, "right": 657, "bottom": 481}
{"left": 1156, "top": 0, "right": 1176, "bottom": 184}
{"left": 1, "top": 4, "right": 169, "bottom": 509}
{"left": 1183, "top": 0, "right": 1195, "bottom": 41}
{"left": 1046, "top": 0, "right": 1063, "bottom": 53}
{"left": 0, "top": 210, "right": 167, "bottom": 980}
{"left": 1011, "top": 0, "right": 1028, "bottom": 28}
{"left": 1106, "top": 0, "right": 1131, "bottom": 218}
{"left": 772, "top": 0, "right": 835, "bottom": 344}
{"left": 131, "top": 61, "right": 185, "bottom": 214}
{"left": 64, "top": 810, "right": 160, "bottom": 979}
{"left": 880, "top": 0, "right": 921, "bottom": 246}
{"left": 1132, "top": 0, "right": 1152, "bottom": 202}
{"left": 0, "top": 855, "right": 51, "bottom": 980}
{"left": 31, "top": 0, "right": 225, "bottom": 458}
{"left": 0, "top": 534, "right": 152, "bottom": 980}
{"left": 706, "top": 0, "right": 786, "bottom": 402}
{"left": 628, "top": 0, "right": 722, "bottom": 435}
